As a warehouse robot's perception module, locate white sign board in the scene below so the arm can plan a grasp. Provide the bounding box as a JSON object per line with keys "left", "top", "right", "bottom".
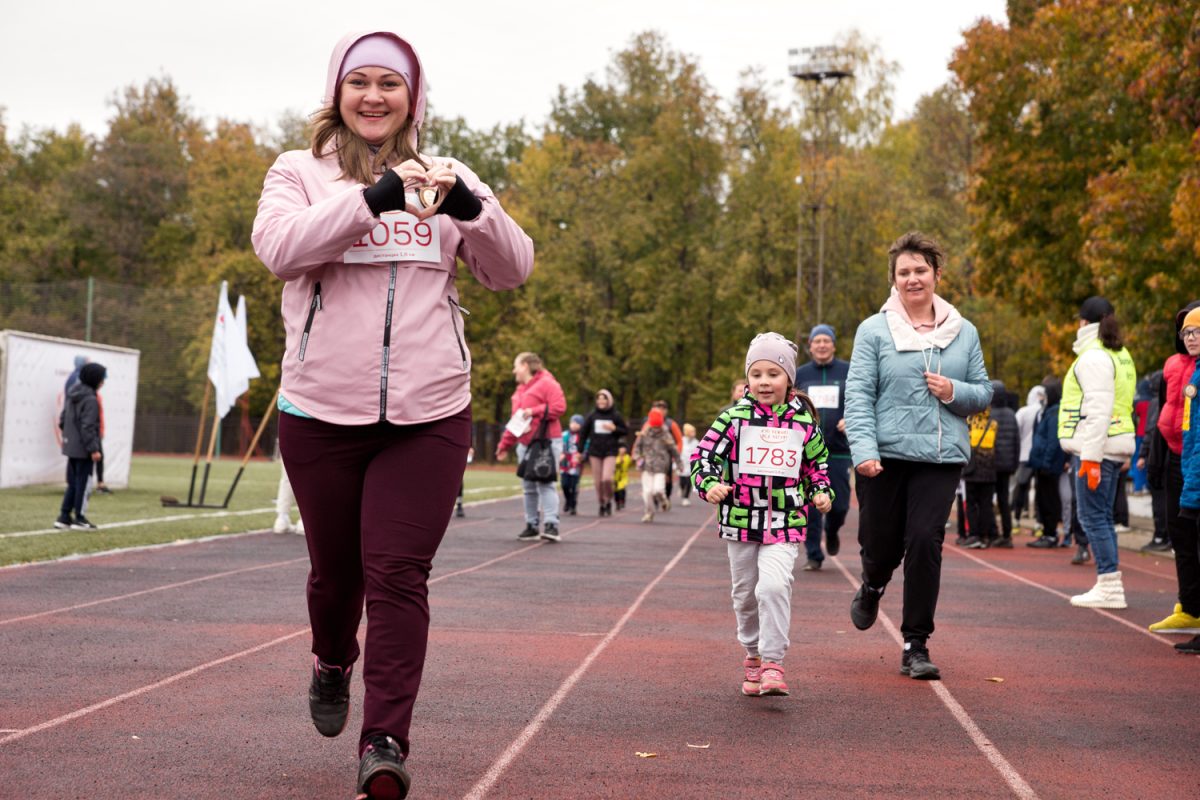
{"left": 0, "top": 331, "right": 139, "bottom": 489}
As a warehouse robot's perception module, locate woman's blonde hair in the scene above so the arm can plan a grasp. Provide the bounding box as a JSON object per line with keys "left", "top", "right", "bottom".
{"left": 310, "top": 103, "right": 426, "bottom": 185}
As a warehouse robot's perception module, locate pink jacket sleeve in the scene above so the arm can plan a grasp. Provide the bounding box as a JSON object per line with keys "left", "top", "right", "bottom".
{"left": 252, "top": 152, "right": 379, "bottom": 281}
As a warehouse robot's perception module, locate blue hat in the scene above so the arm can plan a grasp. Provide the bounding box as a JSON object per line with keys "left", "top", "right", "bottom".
{"left": 808, "top": 324, "right": 836, "bottom": 343}
{"left": 570, "top": 414, "right": 585, "bottom": 425}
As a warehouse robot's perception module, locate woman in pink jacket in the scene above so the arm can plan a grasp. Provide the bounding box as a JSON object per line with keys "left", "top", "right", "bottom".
{"left": 252, "top": 30, "right": 533, "bottom": 799}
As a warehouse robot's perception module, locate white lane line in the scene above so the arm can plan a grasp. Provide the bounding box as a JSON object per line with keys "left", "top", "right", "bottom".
{"left": 0, "top": 629, "right": 309, "bottom": 746}
{"left": 828, "top": 556, "right": 1040, "bottom": 800}
{"left": 0, "top": 557, "right": 309, "bottom": 626}
{"left": 0, "top": 508, "right": 619, "bottom": 746}
{"left": 433, "top": 517, "right": 606, "bottom": 583}
{"left": 0, "top": 507, "right": 276, "bottom": 540}
{"left": 461, "top": 513, "right": 712, "bottom": 800}
{"left": 946, "top": 547, "right": 1179, "bottom": 646}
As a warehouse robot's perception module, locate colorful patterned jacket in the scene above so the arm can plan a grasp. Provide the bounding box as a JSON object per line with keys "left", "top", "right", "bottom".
{"left": 690, "top": 394, "right": 832, "bottom": 543}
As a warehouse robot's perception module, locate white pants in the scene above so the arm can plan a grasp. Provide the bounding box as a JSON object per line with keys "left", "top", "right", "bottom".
{"left": 727, "top": 541, "right": 800, "bottom": 664}
{"left": 642, "top": 471, "right": 667, "bottom": 509}
{"left": 276, "top": 464, "right": 297, "bottom": 518}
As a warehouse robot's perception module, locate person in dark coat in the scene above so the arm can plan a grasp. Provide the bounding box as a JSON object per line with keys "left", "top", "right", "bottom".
{"left": 1027, "top": 379, "right": 1070, "bottom": 547}
{"left": 56, "top": 362, "right": 106, "bottom": 530}
{"left": 988, "top": 380, "right": 1021, "bottom": 547}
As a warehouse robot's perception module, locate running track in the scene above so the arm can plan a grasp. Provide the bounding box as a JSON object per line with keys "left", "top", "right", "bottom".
{"left": 1, "top": 494, "right": 1195, "bottom": 799}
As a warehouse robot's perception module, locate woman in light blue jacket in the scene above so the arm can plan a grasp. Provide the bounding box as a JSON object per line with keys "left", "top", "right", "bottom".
{"left": 844, "top": 231, "right": 992, "bottom": 680}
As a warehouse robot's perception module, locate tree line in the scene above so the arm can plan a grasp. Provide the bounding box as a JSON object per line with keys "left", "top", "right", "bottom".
{"left": 1, "top": 1, "right": 1196, "bottom": 434}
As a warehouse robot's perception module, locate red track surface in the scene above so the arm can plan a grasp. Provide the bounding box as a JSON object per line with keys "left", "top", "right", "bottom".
{"left": 1, "top": 495, "right": 1194, "bottom": 799}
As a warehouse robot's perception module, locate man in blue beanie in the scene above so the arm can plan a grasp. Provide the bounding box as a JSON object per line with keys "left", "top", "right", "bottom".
{"left": 794, "top": 325, "right": 852, "bottom": 570}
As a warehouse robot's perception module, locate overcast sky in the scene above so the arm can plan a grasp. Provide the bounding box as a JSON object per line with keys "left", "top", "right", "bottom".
{"left": 2, "top": 0, "right": 1007, "bottom": 140}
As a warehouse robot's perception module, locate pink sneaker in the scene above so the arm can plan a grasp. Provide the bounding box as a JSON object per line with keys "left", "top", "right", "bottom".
{"left": 759, "top": 662, "right": 788, "bottom": 696}
{"left": 742, "top": 656, "right": 763, "bottom": 696}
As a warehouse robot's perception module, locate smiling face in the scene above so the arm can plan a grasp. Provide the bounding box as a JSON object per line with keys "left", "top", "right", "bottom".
{"left": 596, "top": 393, "right": 611, "bottom": 411}
{"left": 808, "top": 334, "right": 836, "bottom": 364}
{"left": 747, "top": 361, "right": 790, "bottom": 405}
{"left": 338, "top": 67, "right": 410, "bottom": 145}
{"left": 893, "top": 251, "right": 940, "bottom": 311}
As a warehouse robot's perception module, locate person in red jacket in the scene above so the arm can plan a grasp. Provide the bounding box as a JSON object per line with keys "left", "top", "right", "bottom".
{"left": 496, "top": 352, "right": 568, "bottom": 541}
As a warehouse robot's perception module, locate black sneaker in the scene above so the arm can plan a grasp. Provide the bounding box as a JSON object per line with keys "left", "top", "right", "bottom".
{"left": 356, "top": 734, "right": 410, "bottom": 799}
{"left": 70, "top": 515, "right": 98, "bottom": 530}
{"left": 963, "top": 536, "right": 986, "bottom": 549}
{"left": 455, "top": 504, "right": 465, "bottom": 518}
{"left": 1027, "top": 537, "right": 1058, "bottom": 548}
{"left": 517, "top": 524, "right": 540, "bottom": 540}
{"left": 1175, "top": 635, "right": 1200, "bottom": 655}
{"left": 850, "top": 583, "right": 883, "bottom": 631}
{"left": 540, "top": 524, "right": 561, "bottom": 542}
{"left": 992, "top": 537, "right": 1013, "bottom": 549}
{"left": 308, "top": 657, "right": 352, "bottom": 737}
{"left": 54, "top": 515, "right": 73, "bottom": 529}
{"left": 900, "top": 644, "right": 941, "bottom": 680}
{"left": 1142, "top": 538, "right": 1173, "bottom": 553}
{"left": 826, "top": 529, "right": 840, "bottom": 556}
{"left": 1070, "top": 544, "right": 1091, "bottom": 565}
{"left": 568, "top": 506, "right": 577, "bottom": 516}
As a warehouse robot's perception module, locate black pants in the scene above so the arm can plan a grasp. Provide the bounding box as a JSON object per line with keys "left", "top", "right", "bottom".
{"left": 60, "top": 457, "right": 93, "bottom": 517}
{"left": 1166, "top": 452, "right": 1200, "bottom": 616}
{"left": 993, "top": 471, "right": 1013, "bottom": 538}
{"left": 804, "top": 457, "right": 852, "bottom": 561}
{"left": 856, "top": 459, "right": 961, "bottom": 643}
{"left": 1034, "top": 470, "right": 1062, "bottom": 538}
{"left": 964, "top": 480, "right": 995, "bottom": 541}
{"left": 1012, "top": 469, "right": 1032, "bottom": 522}
{"left": 1112, "top": 467, "right": 1129, "bottom": 526}
{"left": 1151, "top": 485, "right": 1168, "bottom": 540}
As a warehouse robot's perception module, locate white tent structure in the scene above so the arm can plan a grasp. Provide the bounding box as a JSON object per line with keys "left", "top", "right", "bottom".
{"left": 0, "top": 330, "right": 139, "bottom": 489}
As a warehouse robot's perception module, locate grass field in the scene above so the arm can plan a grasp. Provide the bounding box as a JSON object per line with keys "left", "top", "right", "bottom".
{"left": 0, "top": 455, "right": 537, "bottom": 567}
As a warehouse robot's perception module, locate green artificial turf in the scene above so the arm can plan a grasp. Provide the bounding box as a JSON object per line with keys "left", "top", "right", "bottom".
{"left": 0, "top": 455, "right": 534, "bottom": 567}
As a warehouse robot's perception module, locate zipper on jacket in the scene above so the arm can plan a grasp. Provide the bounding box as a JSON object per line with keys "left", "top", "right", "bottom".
{"left": 448, "top": 296, "right": 468, "bottom": 370}
{"left": 298, "top": 281, "right": 322, "bottom": 362}
{"left": 379, "top": 265, "right": 398, "bottom": 421}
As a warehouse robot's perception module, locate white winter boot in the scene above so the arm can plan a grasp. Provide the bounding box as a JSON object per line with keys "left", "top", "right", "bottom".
{"left": 1070, "top": 571, "right": 1127, "bottom": 609}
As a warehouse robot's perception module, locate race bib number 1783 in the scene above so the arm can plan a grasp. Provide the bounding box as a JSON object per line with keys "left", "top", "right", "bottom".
{"left": 738, "top": 426, "right": 803, "bottom": 479}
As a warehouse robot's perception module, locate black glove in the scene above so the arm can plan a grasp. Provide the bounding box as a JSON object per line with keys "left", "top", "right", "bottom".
{"left": 363, "top": 170, "right": 406, "bottom": 216}
{"left": 436, "top": 176, "right": 483, "bottom": 221}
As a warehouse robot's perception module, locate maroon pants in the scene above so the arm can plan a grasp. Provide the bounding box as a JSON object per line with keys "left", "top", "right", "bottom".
{"left": 279, "top": 407, "right": 471, "bottom": 757}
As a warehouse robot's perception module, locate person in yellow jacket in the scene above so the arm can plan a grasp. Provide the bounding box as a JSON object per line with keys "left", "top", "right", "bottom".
{"left": 613, "top": 446, "right": 633, "bottom": 511}
{"left": 1058, "top": 296, "right": 1136, "bottom": 609}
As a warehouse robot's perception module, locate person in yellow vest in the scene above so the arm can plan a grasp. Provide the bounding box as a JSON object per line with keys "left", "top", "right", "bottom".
{"left": 1058, "top": 296, "right": 1137, "bottom": 608}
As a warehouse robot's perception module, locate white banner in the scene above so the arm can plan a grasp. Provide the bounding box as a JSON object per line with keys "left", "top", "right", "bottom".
{"left": 0, "top": 330, "right": 139, "bottom": 489}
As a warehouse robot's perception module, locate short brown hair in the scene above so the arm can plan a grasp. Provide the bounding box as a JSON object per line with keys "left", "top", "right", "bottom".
{"left": 516, "top": 352, "right": 543, "bottom": 372}
{"left": 887, "top": 231, "right": 945, "bottom": 284}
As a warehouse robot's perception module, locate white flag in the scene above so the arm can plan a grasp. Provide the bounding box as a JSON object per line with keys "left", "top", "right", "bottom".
{"left": 207, "top": 282, "right": 258, "bottom": 419}
{"left": 233, "top": 294, "right": 261, "bottom": 392}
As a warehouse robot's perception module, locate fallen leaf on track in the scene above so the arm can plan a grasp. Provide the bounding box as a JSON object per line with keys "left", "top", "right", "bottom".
{"left": 635, "top": 752, "right": 657, "bottom": 758}
{"left": 986, "top": 677, "right": 1005, "bottom": 683}
{"left": 686, "top": 743, "right": 711, "bottom": 749}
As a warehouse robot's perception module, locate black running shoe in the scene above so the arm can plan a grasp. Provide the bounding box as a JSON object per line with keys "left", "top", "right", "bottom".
{"left": 70, "top": 515, "right": 98, "bottom": 530}
{"left": 540, "top": 524, "right": 561, "bottom": 542}
{"left": 517, "top": 524, "right": 540, "bottom": 540}
{"left": 826, "top": 529, "right": 840, "bottom": 556}
{"left": 308, "top": 657, "right": 352, "bottom": 737}
{"left": 1174, "top": 635, "right": 1200, "bottom": 655}
{"left": 53, "top": 515, "right": 73, "bottom": 529}
{"left": 850, "top": 583, "right": 883, "bottom": 631}
{"left": 1026, "top": 537, "right": 1058, "bottom": 548}
{"left": 356, "top": 734, "right": 410, "bottom": 799}
{"left": 900, "top": 644, "right": 941, "bottom": 680}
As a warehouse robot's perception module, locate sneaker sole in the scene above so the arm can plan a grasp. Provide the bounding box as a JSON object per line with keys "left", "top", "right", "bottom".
{"left": 901, "top": 667, "right": 941, "bottom": 680}
{"left": 1149, "top": 627, "right": 1200, "bottom": 634}
{"left": 360, "top": 771, "right": 408, "bottom": 800}
{"left": 742, "top": 682, "right": 761, "bottom": 696}
{"left": 1069, "top": 600, "right": 1127, "bottom": 609}
{"left": 540, "top": 534, "right": 561, "bottom": 542}
{"left": 758, "top": 686, "right": 789, "bottom": 696}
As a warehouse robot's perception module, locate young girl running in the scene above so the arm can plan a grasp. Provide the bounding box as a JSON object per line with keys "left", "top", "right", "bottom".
{"left": 692, "top": 332, "right": 832, "bottom": 696}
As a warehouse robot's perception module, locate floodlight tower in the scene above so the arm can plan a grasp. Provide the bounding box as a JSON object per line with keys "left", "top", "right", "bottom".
{"left": 788, "top": 46, "right": 853, "bottom": 337}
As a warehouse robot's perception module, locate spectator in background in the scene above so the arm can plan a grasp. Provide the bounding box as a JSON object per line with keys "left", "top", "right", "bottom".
{"left": 1012, "top": 385, "right": 1046, "bottom": 530}
{"left": 1059, "top": 297, "right": 1136, "bottom": 610}
{"left": 1027, "top": 379, "right": 1068, "bottom": 548}
{"left": 55, "top": 362, "right": 106, "bottom": 531}
{"left": 962, "top": 407, "right": 998, "bottom": 549}
{"left": 1138, "top": 369, "right": 1170, "bottom": 551}
{"left": 678, "top": 423, "right": 699, "bottom": 506}
{"left": 632, "top": 408, "right": 682, "bottom": 522}
{"left": 794, "top": 323, "right": 852, "bottom": 570}
{"left": 496, "top": 352, "right": 567, "bottom": 542}
{"left": 1148, "top": 303, "right": 1200, "bottom": 637}
{"left": 613, "top": 445, "right": 633, "bottom": 511}
{"left": 1131, "top": 376, "right": 1154, "bottom": 493}
{"left": 560, "top": 415, "right": 585, "bottom": 516}
{"left": 63, "top": 354, "right": 88, "bottom": 393}
{"left": 640, "top": 400, "right": 683, "bottom": 500}
{"left": 988, "top": 380, "right": 1021, "bottom": 547}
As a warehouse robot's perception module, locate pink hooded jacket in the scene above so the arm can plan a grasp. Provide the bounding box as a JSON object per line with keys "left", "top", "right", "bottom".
{"left": 252, "top": 31, "right": 534, "bottom": 425}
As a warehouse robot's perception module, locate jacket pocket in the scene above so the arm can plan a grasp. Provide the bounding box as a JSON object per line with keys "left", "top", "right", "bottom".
{"left": 298, "top": 281, "right": 322, "bottom": 362}
{"left": 448, "top": 296, "right": 469, "bottom": 370}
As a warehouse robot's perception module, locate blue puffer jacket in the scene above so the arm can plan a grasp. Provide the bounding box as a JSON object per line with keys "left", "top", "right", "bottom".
{"left": 845, "top": 294, "right": 992, "bottom": 466}
{"left": 1028, "top": 403, "right": 1069, "bottom": 474}
{"left": 1180, "top": 359, "right": 1200, "bottom": 511}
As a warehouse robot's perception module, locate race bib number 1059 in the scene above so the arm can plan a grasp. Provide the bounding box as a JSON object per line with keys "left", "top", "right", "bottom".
{"left": 344, "top": 211, "right": 441, "bottom": 264}
{"left": 738, "top": 426, "right": 803, "bottom": 479}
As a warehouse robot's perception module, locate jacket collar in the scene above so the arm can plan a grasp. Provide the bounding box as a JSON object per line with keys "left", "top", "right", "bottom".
{"left": 1073, "top": 322, "right": 1099, "bottom": 354}
{"left": 880, "top": 288, "right": 964, "bottom": 352}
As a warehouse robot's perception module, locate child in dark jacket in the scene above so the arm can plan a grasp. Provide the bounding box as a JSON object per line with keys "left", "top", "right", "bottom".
{"left": 1027, "top": 379, "right": 1069, "bottom": 548}
{"left": 692, "top": 333, "right": 832, "bottom": 698}
{"left": 56, "top": 362, "right": 106, "bottom": 530}
{"left": 961, "top": 408, "right": 998, "bottom": 549}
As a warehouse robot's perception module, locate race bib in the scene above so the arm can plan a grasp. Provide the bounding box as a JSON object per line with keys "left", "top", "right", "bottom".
{"left": 808, "top": 384, "right": 840, "bottom": 409}
{"left": 738, "top": 426, "right": 803, "bottom": 479}
{"left": 594, "top": 420, "right": 615, "bottom": 434}
{"left": 344, "top": 211, "right": 441, "bottom": 264}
